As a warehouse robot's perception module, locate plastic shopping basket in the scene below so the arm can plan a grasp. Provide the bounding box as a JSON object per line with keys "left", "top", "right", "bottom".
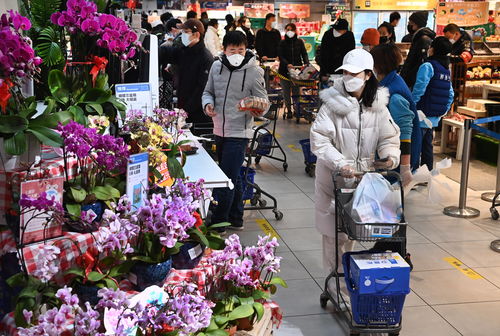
{"left": 240, "top": 166, "right": 256, "bottom": 201}
{"left": 342, "top": 252, "right": 407, "bottom": 326}
{"left": 299, "top": 139, "right": 317, "bottom": 164}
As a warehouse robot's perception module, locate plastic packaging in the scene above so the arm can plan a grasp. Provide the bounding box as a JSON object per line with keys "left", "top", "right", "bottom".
{"left": 237, "top": 96, "right": 269, "bottom": 114}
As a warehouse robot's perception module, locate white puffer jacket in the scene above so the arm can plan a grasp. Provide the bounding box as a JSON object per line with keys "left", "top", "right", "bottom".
{"left": 311, "top": 78, "right": 401, "bottom": 238}
{"left": 311, "top": 78, "right": 401, "bottom": 173}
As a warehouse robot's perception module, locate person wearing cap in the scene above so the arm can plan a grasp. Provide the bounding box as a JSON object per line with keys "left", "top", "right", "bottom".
{"left": 255, "top": 13, "right": 281, "bottom": 61}
{"left": 412, "top": 37, "right": 454, "bottom": 171}
{"left": 371, "top": 43, "right": 422, "bottom": 187}
{"left": 205, "top": 19, "right": 223, "bottom": 57}
{"left": 319, "top": 19, "right": 355, "bottom": 81}
{"left": 278, "top": 23, "right": 309, "bottom": 119}
{"left": 203, "top": 31, "right": 268, "bottom": 231}
{"left": 378, "top": 22, "right": 395, "bottom": 45}
{"left": 159, "top": 19, "right": 214, "bottom": 131}
{"left": 360, "top": 28, "right": 380, "bottom": 52}
{"left": 310, "top": 49, "right": 401, "bottom": 272}
{"left": 400, "top": 11, "right": 436, "bottom": 89}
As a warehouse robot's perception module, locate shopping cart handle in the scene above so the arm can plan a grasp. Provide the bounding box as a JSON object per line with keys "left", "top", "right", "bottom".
{"left": 375, "top": 278, "right": 395, "bottom": 285}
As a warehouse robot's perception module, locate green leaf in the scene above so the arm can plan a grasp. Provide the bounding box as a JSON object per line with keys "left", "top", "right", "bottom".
{"left": 94, "top": 73, "right": 109, "bottom": 90}
{"left": 252, "top": 289, "right": 270, "bottom": 300}
{"left": 87, "top": 103, "right": 103, "bottom": 115}
{"left": 66, "top": 203, "right": 82, "bottom": 218}
{"left": 0, "top": 115, "right": 29, "bottom": 133}
{"left": 167, "top": 156, "right": 185, "bottom": 179}
{"left": 4, "top": 132, "right": 27, "bottom": 155}
{"left": 238, "top": 296, "right": 255, "bottom": 306}
{"left": 269, "top": 276, "right": 288, "bottom": 288}
{"left": 70, "top": 187, "right": 87, "bottom": 203}
{"left": 27, "top": 126, "right": 62, "bottom": 147}
{"left": 205, "top": 331, "right": 229, "bottom": 336}
{"left": 87, "top": 271, "right": 106, "bottom": 282}
{"left": 68, "top": 106, "right": 86, "bottom": 125}
{"left": 65, "top": 267, "right": 85, "bottom": 277}
{"left": 79, "top": 88, "right": 111, "bottom": 104}
{"left": 18, "top": 287, "right": 38, "bottom": 299}
{"left": 30, "top": 110, "right": 73, "bottom": 129}
{"left": 103, "top": 277, "right": 118, "bottom": 289}
{"left": 209, "top": 222, "right": 231, "bottom": 229}
{"left": 206, "top": 317, "right": 220, "bottom": 331}
{"left": 109, "top": 260, "right": 135, "bottom": 278}
{"left": 28, "top": 0, "right": 62, "bottom": 29}
{"left": 253, "top": 302, "right": 264, "bottom": 321}
{"left": 132, "top": 255, "right": 157, "bottom": 264}
{"left": 48, "top": 69, "right": 68, "bottom": 94}
{"left": 190, "top": 228, "right": 209, "bottom": 247}
{"left": 109, "top": 95, "right": 127, "bottom": 111}
{"left": 269, "top": 284, "right": 277, "bottom": 295}
{"left": 6, "top": 273, "right": 28, "bottom": 288}
{"left": 92, "top": 185, "right": 120, "bottom": 201}
{"left": 227, "top": 304, "right": 254, "bottom": 321}
{"left": 214, "top": 315, "right": 229, "bottom": 326}
{"left": 14, "top": 297, "right": 35, "bottom": 327}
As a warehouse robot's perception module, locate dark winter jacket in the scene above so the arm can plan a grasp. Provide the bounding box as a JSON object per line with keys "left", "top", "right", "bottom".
{"left": 400, "top": 27, "right": 436, "bottom": 89}
{"left": 160, "top": 41, "right": 214, "bottom": 125}
{"left": 450, "top": 29, "right": 474, "bottom": 64}
{"left": 319, "top": 29, "right": 355, "bottom": 76}
{"left": 278, "top": 36, "right": 309, "bottom": 77}
{"left": 417, "top": 60, "right": 452, "bottom": 118}
{"left": 237, "top": 26, "right": 255, "bottom": 50}
{"left": 255, "top": 28, "right": 282, "bottom": 59}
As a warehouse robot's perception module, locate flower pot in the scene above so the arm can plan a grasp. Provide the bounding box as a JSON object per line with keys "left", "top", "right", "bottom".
{"left": 131, "top": 258, "right": 172, "bottom": 291}
{"left": 0, "top": 135, "right": 41, "bottom": 170}
{"left": 74, "top": 283, "right": 100, "bottom": 306}
{"left": 65, "top": 201, "right": 104, "bottom": 233}
{"left": 225, "top": 325, "right": 237, "bottom": 336}
{"left": 172, "top": 242, "right": 205, "bottom": 270}
{"left": 236, "top": 316, "right": 254, "bottom": 331}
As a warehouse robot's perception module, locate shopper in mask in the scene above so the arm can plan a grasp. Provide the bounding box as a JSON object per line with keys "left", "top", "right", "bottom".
{"left": 360, "top": 28, "right": 380, "bottom": 52}
{"left": 162, "top": 18, "right": 182, "bottom": 47}
{"left": 160, "top": 19, "right": 214, "bottom": 130}
{"left": 311, "top": 48, "right": 400, "bottom": 272}
{"left": 319, "top": 19, "right": 355, "bottom": 82}
{"left": 236, "top": 16, "right": 255, "bottom": 50}
{"left": 412, "top": 37, "right": 454, "bottom": 171}
{"left": 371, "top": 43, "right": 422, "bottom": 187}
{"left": 205, "top": 19, "right": 222, "bottom": 57}
{"left": 278, "top": 23, "right": 309, "bottom": 119}
{"left": 200, "top": 11, "right": 209, "bottom": 30}
{"left": 255, "top": 13, "right": 281, "bottom": 61}
{"left": 378, "top": 22, "right": 395, "bottom": 44}
{"left": 203, "top": 31, "right": 269, "bottom": 231}
{"left": 400, "top": 11, "right": 436, "bottom": 89}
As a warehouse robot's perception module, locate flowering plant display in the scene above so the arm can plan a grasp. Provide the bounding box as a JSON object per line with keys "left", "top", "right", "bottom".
{"left": 59, "top": 121, "right": 129, "bottom": 230}
{"left": 205, "top": 235, "right": 287, "bottom": 331}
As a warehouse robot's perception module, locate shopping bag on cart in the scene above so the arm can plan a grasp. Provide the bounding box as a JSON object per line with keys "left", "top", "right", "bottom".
{"left": 349, "top": 173, "right": 403, "bottom": 224}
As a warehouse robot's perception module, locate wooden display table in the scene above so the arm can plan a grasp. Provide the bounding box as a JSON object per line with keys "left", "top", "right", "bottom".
{"left": 482, "top": 83, "right": 500, "bottom": 99}
{"left": 236, "top": 306, "right": 274, "bottom": 336}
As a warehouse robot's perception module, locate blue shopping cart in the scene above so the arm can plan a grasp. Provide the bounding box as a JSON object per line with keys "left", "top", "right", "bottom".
{"left": 299, "top": 139, "right": 317, "bottom": 177}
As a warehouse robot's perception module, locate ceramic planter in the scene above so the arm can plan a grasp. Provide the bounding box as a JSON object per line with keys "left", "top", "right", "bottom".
{"left": 172, "top": 242, "right": 205, "bottom": 270}
{"left": 131, "top": 258, "right": 173, "bottom": 291}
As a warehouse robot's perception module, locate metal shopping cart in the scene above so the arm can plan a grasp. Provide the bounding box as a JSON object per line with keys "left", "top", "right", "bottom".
{"left": 320, "top": 171, "right": 409, "bottom": 336}
{"left": 299, "top": 138, "right": 317, "bottom": 177}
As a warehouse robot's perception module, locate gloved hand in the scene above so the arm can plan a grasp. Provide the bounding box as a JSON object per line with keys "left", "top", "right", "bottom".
{"left": 373, "top": 157, "right": 394, "bottom": 170}
{"left": 400, "top": 164, "right": 413, "bottom": 187}
{"left": 340, "top": 165, "right": 355, "bottom": 178}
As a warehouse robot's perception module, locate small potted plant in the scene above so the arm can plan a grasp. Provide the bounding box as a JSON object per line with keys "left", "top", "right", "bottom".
{"left": 58, "top": 121, "right": 129, "bottom": 232}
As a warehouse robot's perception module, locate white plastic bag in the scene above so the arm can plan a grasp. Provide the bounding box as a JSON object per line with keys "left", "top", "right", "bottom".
{"left": 404, "top": 158, "right": 453, "bottom": 203}
{"left": 350, "top": 173, "right": 402, "bottom": 224}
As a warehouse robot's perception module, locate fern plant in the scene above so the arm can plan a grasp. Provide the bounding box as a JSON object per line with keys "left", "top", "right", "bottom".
{"left": 35, "top": 26, "right": 64, "bottom": 66}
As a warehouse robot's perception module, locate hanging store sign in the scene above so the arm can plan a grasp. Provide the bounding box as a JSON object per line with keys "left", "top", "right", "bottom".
{"left": 201, "top": 1, "right": 228, "bottom": 10}
{"left": 279, "top": 4, "right": 311, "bottom": 19}
{"left": 436, "top": 1, "right": 489, "bottom": 27}
{"left": 353, "top": 0, "right": 437, "bottom": 11}
{"left": 244, "top": 3, "right": 275, "bottom": 18}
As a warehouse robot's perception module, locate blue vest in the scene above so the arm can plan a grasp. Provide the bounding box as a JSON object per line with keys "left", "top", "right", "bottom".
{"left": 417, "top": 60, "right": 451, "bottom": 117}
{"left": 381, "top": 71, "right": 423, "bottom": 170}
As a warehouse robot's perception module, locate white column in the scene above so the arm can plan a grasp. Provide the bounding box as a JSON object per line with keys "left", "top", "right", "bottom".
{"left": 0, "top": 0, "right": 19, "bottom": 13}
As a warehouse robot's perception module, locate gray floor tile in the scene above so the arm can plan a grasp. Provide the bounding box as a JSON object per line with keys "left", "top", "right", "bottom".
{"left": 409, "top": 217, "right": 496, "bottom": 243}
{"left": 434, "top": 301, "right": 500, "bottom": 336}
{"left": 404, "top": 290, "right": 428, "bottom": 307}
{"left": 272, "top": 192, "right": 315, "bottom": 210}
{"left": 475, "top": 267, "right": 500, "bottom": 288}
{"left": 400, "top": 306, "right": 461, "bottom": 336}
{"left": 410, "top": 269, "right": 500, "bottom": 305}
{"left": 438, "top": 240, "right": 500, "bottom": 268}
{"left": 406, "top": 243, "right": 455, "bottom": 272}
{"left": 278, "top": 228, "right": 322, "bottom": 252}
{"left": 261, "top": 208, "right": 315, "bottom": 230}
{"left": 272, "top": 279, "right": 325, "bottom": 317}
{"left": 256, "top": 180, "right": 304, "bottom": 194}
{"left": 277, "top": 251, "right": 312, "bottom": 281}
{"left": 275, "top": 314, "right": 345, "bottom": 336}
{"left": 406, "top": 226, "right": 432, "bottom": 244}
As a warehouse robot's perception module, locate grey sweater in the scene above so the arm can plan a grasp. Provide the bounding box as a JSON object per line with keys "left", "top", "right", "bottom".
{"left": 202, "top": 53, "right": 268, "bottom": 139}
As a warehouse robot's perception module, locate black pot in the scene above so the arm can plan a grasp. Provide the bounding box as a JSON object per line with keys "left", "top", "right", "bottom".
{"left": 65, "top": 201, "right": 104, "bottom": 233}
{"left": 74, "top": 283, "right": 100, "bottom": 306}
{"left": 131, "top": 258, "right": 172, "bottom": 291}
{"left": 172, "top": 242, "right": 205, "bottom": 270}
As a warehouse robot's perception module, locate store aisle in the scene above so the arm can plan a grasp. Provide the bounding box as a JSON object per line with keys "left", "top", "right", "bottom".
{"left": 233, "top": 117, "right": 500, "bottom": 336}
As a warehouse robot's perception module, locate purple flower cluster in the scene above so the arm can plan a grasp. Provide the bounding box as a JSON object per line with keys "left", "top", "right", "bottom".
{"left": 97, "top": 202, "right": 139, "bottom": 254}
{"left": 0, "top": 11, "right": 42, "bottom": 83}
{"left": 224, "top": 259, "right": 258, "bottom": 288}
{"left": 58, "top": 121, "right": 130, "bottom": 172}
{"left": 163, "top": 292, "right": 214, "bottom": 335}
{"left": 154, "top": 108, "right": 188, "bottom": 130}
{"left": 209, "top": 234, "right": 243, "bottom": 266}
{"left": 50, "top": 0, "right": 137, "bottom": 59}
{"left": 96, "top": 288, "right": 130, "bottom": 310}
{"left": 32, "top": 245, "right": 60, "bottom": 282}
{"left": 19, "top": 192, "right": 64, "bottom": 213}
{"left": 244, "top": 235, "right": 282, "bottom": 273}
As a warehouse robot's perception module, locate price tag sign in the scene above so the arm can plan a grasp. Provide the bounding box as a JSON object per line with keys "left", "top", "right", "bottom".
{"left": 115, "top": 83, "right": 153, "bottom": 117}
{"left": 126, "top": 153, "right": 149, "bottom": 211}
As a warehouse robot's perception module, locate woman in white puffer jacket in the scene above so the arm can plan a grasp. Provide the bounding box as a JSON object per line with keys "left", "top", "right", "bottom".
{"left": 310, "top": 49, "right": 401, "bottom": 273}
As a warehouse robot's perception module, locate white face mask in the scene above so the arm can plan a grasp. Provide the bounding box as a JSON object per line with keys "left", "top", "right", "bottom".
{"left": 333, "top": 29, "right": 342, "bottom": 38}
{"left": 286, "top": 31, "right": 296, "bottom": 38}
{"left": 449, "top": 38, "right": 456, "bottom": 44}
{"left": 181, "top": 32, "right": 193, "bottom": 47}
{"left": 244, "top": 21, "right": 251, "bottom": 28}
{"left": 227, "top": 53, "right": 245, "bottom": 67}
{"left": 343, "top": 74, "right": 366, "bottom": 93}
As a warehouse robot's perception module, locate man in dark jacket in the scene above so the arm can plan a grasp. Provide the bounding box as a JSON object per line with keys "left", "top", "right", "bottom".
{"left": 160, "top": 19, "right": 214, "bottom": 131}
{"left": 319, "top": 19, "right": 355, "bottom": 79}
{"left": 278, "top": 23, "right": 309, "bottom": 119}
{"left": 255, "top": 13, "right": 281, "bottom": 61}
{"left": 400, "top": 11, "right": 435, "bottom": 89}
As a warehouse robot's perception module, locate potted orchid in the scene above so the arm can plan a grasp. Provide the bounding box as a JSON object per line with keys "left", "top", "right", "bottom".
{"left": 0, "top": 10, "right": 72, "bottom": 166}
{"left": 58, "top": 121, "right": 129, "bottom": 233}
{"left": 204, "top": 235, "right": 287, "bottom": 333}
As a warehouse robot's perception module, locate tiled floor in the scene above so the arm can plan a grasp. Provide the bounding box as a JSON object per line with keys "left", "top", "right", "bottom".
{"left": 231, "top": 116, "right": 500, "bottom": 336}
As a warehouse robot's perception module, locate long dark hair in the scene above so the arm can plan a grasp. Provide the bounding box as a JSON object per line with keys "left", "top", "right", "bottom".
{"left": 429, "top": 36, "right": 452, "bottom": 69}
{"left": 361, "top": 71, "right": 379, "bottom": 108}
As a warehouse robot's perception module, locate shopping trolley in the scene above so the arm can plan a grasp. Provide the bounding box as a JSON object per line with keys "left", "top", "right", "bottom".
{"left": 320, "top": 171, "right": 408, "bottom": 336}
{"left": 299, "top": 138, "right": 316, "bottom": 177}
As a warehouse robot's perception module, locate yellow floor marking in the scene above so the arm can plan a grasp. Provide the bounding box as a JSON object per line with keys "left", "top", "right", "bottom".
{"left": 275, "top": 133, "right": 282, "bottom": 139}
{"left": 287, "top": 144, "right": 302, "bottom": 152}
{"left": 255, "top": 218, "right": 281, "bottom": 239}
{"left": 443, "top": 257, "right": 483, "bottom": 280}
